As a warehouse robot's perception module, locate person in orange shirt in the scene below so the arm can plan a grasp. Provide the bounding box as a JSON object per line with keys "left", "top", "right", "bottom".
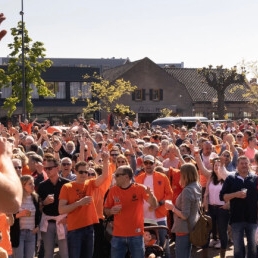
{"left": 135, "top": 155, "right": 173, "bottom": 258}
{"left": 0, "top": 213, "right": 13, "bottom": 258}
{"left": 18, "top": 115, "right": 38, "bottom": 135}
{"left": 59, "top": 153, "right": 109, "bottom": 258}
{"left": 104, "top": 165, "right": 158, "bottom": 258}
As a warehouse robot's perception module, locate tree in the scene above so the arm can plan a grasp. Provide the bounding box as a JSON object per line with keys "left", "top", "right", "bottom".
{"left": 198, "top": 65, "right": 246, "bottom": 119}
{"left": 72, "top": 73, "right": 137, "bottom": 117}
{"left": 0, "top": 21, "right": 53, "bottom": 117}
{"left": 234, "top": 61, "right": 258, "bottom": 108}
{"left": 159, "top": 108, "right": 174, "bottom": 117}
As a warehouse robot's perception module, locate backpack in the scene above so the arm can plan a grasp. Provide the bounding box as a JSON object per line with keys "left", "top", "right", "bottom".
{"left": 189, "top": 211, "right": 212, "bottom": 247}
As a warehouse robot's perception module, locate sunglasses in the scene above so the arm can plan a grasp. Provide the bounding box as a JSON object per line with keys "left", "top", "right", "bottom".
{"left": 111, "top": 154, "right": 119, "bottom": 157}
{"left": 223, "top": 154, "right": 230, "bottom": 158}
{"left": 62, "top": 163, "right": 71, "bottom": 166}
{"left": 44, "top": 166, "right": 57, "bottom": 171}
{"left": 78, "top": 170, "right": 88, "bottom": 175}
{"left": 115, "top": 173, "right": 126, "bottom": 178}
{"left": 237, "top": 135, "right": 243, "bottom": 138}
{"left": 87, "top": 173, "right": 96, "bottom": 176}
{"left": 117, "top": 160, "right": 126, "bottom": 163}
{"left": 14, "top": 166, "right": 22, "bottom": 169}
{"left": 144, "top": 161, "right": 154, "bottom": 165}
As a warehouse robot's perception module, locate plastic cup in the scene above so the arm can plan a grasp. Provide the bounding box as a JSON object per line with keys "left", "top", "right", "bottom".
{"left": 193, "top": 146, "right": 199, "bottom": 154}
{"left": 241, "top": 188, "right": 247, "bottom": 194}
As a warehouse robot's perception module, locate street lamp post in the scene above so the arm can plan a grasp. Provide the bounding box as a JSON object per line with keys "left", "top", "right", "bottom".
{"left": 20, "top": 0, "right": 26, "bottom": 119}
{"left": 202, "top": 91, "right": 207, "bottom": 118}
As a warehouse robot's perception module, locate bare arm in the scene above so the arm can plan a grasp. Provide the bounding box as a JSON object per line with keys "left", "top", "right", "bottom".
{"left": 223, "top": 190, "right": 246, "bottom": 203}
{"left": 194, "top": 152, "right": 211, "bottom": 178}
{"left": 165, "top": 200, "right": 187, "bottom": 220}
{"left": 59, "top": 196, "right": 93, "bottom": 215}
{"left": 94, "top": 152, "right": 109, "bottom": 187}
{"left": 0, "top": 137, "right": 22, "bottom": 213}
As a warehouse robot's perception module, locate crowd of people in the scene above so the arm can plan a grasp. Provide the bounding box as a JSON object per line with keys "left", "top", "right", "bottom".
{"left": 0, "top": 115, "right": 258, "bottom": 258}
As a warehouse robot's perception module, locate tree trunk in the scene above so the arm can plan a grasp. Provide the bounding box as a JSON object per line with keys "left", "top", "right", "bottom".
{"left": 217, "top": 90, "right": 225, "bottom": 120}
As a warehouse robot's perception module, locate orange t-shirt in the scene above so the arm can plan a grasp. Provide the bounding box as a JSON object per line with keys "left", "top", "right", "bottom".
{"left": 19, "top": 123, "right": 33, "bottom": 135}
{"left": 22, "top": 165, "right": 31, "bottom": 176}
{"left": 0, "top": 213, "right": 12, "bottom": 255}
{"left": 167, "top": 167, "right": 183, "bottom": 204}
{"left": 59, "top": 179, "right": 99, "bottom": 231}
{"left": 104, "top": 183, "right": 149, "bottom": 237}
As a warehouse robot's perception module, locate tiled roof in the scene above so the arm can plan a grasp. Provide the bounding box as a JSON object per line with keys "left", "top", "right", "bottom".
{"left": 165, "top": 68, "right": 249, "bottom": 102}
{"left": 102, "top": 59, "right": 142, "bottom": 82}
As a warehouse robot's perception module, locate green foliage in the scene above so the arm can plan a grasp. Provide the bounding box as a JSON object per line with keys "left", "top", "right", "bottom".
{"left": 159, "top": 108, "right": 173, "bottom": 117}
{"left": 0, "top": 21, "right": 53, "bottom": 117}
{"left": 78, "top": 73, "right": 137, "bottom": 115}
{"left": 197, "top": 65, "right": 246, "bottom": 119}
{"left": 235, "top": 60, "right": 258, "bottom": 108}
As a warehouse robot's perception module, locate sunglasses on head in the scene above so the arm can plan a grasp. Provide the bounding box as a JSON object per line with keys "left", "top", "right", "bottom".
{"left": 144, "top": 161, "right": 154, "bottom": 165}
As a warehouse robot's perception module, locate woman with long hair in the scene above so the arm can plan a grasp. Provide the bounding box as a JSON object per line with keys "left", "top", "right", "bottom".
{"left": 165, "top": 163, "right": 201, "bottom": 258}
{"left": 10, "top": 175, "right": 41, "bottom": 258}
{"left": 195, "top": 155, "right": 230, "bottom": 258}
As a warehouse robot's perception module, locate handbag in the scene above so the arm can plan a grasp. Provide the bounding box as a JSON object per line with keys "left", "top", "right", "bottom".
{"left": 188, "top": 195, "right": 212, "bottom": 247}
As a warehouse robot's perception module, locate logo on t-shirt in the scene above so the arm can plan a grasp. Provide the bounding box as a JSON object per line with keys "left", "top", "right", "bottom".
{"left": 132, "top": 194, "right": 138, "bottom": 202}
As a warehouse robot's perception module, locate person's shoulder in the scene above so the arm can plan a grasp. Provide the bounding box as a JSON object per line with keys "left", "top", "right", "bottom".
{"left": 59, "top": 176, "right": 71, "bottom": 184}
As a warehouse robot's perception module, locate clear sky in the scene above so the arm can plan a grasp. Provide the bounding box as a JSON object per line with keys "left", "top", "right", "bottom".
{"left": 1, "top": 0, "right": 258, "bottom": 69}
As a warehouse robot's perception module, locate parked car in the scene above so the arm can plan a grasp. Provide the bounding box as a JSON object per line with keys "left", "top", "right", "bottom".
{"left": 151, "top": 116, "right": 208, "bottom": 129}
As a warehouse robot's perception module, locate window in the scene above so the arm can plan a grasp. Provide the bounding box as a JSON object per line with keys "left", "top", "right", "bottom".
{"left": 70, "top": 82, "right": 91, "bottom": 99}
{"left": 243, "top": 111, "right": 251, "bottom": 118}
{"left": 132, "top": 89, "right": 145, "bottom": 101}
{"left": 150, "top": 89, "right": 163, "bottom": 101}
{"left": 44, "top": 82, "right": 66, "bottom": 99}
{"left": 226, "top": 112, "right": 234, "bottom": 119}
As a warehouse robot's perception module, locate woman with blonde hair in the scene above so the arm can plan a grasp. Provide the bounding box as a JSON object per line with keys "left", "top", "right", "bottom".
{"left": 165, "top": 163, "right": 201, "bottom": 258}
{"left": 10, "top": 175, "right": 41, "bottom": 258}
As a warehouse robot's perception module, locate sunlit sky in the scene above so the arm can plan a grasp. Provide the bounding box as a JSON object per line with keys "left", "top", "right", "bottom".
{"left": 1, "top": 0, "right": 258, "bottom": 69}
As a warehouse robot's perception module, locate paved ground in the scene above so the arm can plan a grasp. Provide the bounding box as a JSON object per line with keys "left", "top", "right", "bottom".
{"left": 51, "top": 241, "right": 235, "bottom": 258}
{"left": 170, "top": 241, "right": 234, "bottom": 258}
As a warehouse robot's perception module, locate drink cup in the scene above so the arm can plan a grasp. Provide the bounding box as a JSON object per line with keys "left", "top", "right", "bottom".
{"left": 241, "top": 188, "right": 247, "bottom": 194}
{"left": 48, "top": 194, "right": 55, "bottom": 202}
{"left": 193, "top": 146, "right": 199, "bottom": 154}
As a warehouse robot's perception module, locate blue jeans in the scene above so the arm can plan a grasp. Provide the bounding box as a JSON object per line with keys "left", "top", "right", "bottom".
{"left": 208, "top": 205, "right": 230, "bottom": 249}
{"left": 111, "top": 235, "right": 144, "bottom": 258}
{"left": 157, "top": 220, "right": 170, "bottom": 258}
{"left": 175, "top": 234, "right": 191, "bottom": 258}
{"left": 41, "top": 222, "right": 69, "bottom": 258}
{"left": 231, "top": 222, "right": 257, "bottom": 258}
{"left": 13, "top": 229, "right": 36, "bottom": 258}
{"left": 67, "top": 225, "right": 94, "bottom": 258}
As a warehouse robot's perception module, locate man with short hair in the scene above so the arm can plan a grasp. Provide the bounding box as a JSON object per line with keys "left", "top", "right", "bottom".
{"left": 59, "top": 153, "right": 109, "bottom": 258}
{"left": 60, "top": 157, "right": 76, "bottom": 181}
{"left": 104, "top": 165, "right": 158, "bottom": 258}
{"left": 135, "top": 155, "right": 173, "bottom": 258}
{"left": 220, "top": 156, "right": 258, "bottom": 258}
{"left": 38, "top": 157, "right": 69, "bottom": 258}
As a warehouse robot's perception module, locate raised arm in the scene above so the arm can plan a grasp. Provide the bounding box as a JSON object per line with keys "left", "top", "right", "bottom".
{"left": 0, "top": 137, "right": 22, "bottom": 213}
